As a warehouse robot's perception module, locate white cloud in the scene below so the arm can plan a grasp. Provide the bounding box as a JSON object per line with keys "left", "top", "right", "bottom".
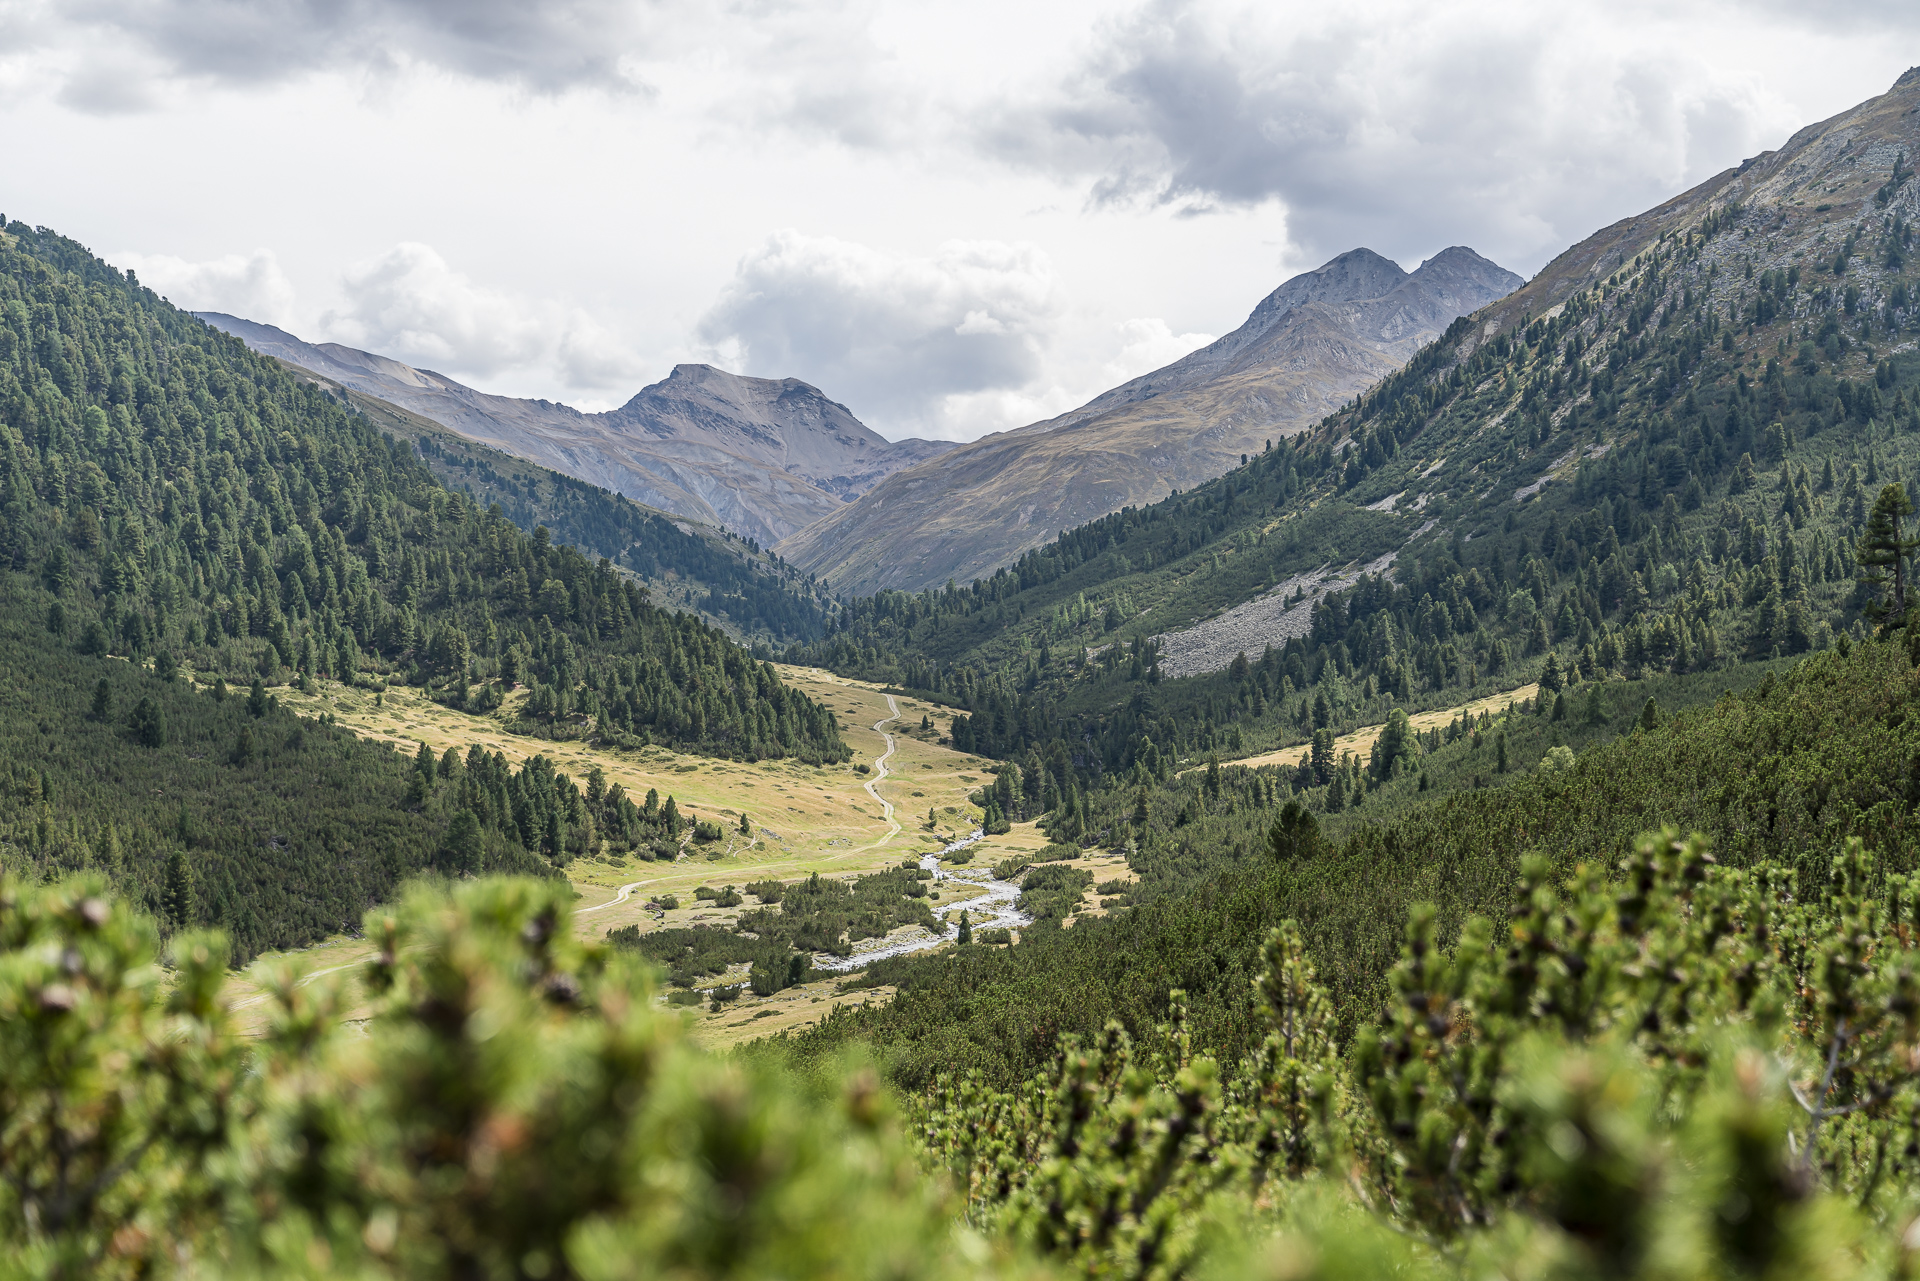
{"left": 113, "top": 248, "right": 297, "bottom": 326}
{"left": 1101, "top": 316, "right": 1213, "bottom": 385}
{"left": 698, "top": 231, "right": 1064, "bottom": 435}
{"left": 313, "top": 242, "right": 643, "bottom": 400}
{"left": 321, "top": 242, "right": 548, "bottom": 377}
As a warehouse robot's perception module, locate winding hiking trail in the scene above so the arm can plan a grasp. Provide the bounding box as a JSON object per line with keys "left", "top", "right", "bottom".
{"left": 576, "top": 880, "right": 648, "bottom": 915}
{"left": 864, "top": 694, "right": 902, "bottom": 847}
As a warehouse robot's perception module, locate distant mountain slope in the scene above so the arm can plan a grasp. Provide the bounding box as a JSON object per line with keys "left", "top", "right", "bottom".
{"left": 196, "top": 315, "right": 953, "bottom": 546}
{"left": 776, "top": 247, "right": 1521, "bottom": 595}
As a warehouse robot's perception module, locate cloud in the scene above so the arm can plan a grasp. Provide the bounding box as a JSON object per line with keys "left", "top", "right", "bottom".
{"left": 319, "top": 242, "right": 643, "bottom": 395}
{"left": 1101, "top": 317, "right": 1214, "bottom": 385}
{"left": 321, "top": 243, "right": 545, "bottom": 376}
{"left": 25, "top": 0, "right": 653, "bottom": 109}
{"left": 113, "top": 248, "right": 297, "bottom": 326}
{"left": 698, "top": 231, "right": 1063, "bottom": 435}
{"left": 988, "top": 0, "right": 1808, "bottom": 272}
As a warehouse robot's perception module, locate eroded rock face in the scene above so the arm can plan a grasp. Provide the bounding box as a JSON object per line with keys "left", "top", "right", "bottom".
{"left": 778, "top": 247, "right": 1522, "bottom": 596}
{"left": 195, "top": 316, "right": 952, "bottom": 545}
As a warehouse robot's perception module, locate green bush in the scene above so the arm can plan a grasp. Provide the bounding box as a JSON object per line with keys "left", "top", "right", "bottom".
{"left": 924, "top": 830, "right": 1920, "bottom": 1278}
{"left": 16, "top": 830, "right": 1920, "bottom": 1280}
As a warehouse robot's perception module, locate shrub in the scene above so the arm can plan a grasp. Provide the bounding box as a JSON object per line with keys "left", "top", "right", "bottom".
{"left": 0, "top": 876, "right": 973, "bottom": 1280}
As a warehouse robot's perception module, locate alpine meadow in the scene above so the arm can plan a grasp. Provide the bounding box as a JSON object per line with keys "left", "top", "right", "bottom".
{"left": 17, "top": 33, "right": 1920, "bottom": 1281}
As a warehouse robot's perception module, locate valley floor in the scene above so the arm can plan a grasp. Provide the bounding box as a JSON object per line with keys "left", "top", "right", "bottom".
{"left": 216, "top": 667, "right": 1076, "bottom": 1045}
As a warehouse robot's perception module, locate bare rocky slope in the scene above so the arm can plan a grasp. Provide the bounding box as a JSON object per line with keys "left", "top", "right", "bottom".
{"left": 196, "top": 314, "right": 952, "bottom": 546}
{"left": 775, "top": 247, "right": 1522, "bottom": 595}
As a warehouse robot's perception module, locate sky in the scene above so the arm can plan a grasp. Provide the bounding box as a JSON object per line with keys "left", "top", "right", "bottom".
{"left": 0, "top": 1, "right": 1913, "bottom": 441}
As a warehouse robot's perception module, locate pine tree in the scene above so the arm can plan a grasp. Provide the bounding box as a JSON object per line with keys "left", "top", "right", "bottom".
{"left": 1267, "top": 800, "right": 1324, "bottom": 861}
{"left": 442, "top": 810, "right": 484, "bottom": 875}
{"left": 161, "top": 849, "right": 196, "bottom": 929}
{"left": 414, "top": 740, "right": 436, "bottom": 784}
{"left": 129, "top": 697, "right": 165, "bottom": 748}
{"left": 1857, "top": 482, "right": 1919, "bottom": 620}
{"left": 956, "top": 911, "right": 972, "bottom": 945}
{"left": 1639, "top": 696, "right": 1661, "bottom": 732}
{"left": 90, "top": 679, "right": 111, "bottom": 722}
{"left": 1301, "top": 729, "right": 1330, "bottom": 785}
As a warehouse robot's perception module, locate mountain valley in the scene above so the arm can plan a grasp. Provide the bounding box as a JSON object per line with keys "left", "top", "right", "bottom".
{"left": 16, "top": 53, "right": 1920, "bottom": 1281}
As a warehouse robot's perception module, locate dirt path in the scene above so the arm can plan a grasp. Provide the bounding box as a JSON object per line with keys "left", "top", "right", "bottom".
{"left": 863, "top": 694, "right": 902, "bottom": 847}
{"left": 576, "top": 880, "right": 648, "bottom": 915}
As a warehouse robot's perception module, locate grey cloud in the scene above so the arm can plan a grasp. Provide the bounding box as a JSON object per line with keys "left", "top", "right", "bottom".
{"left": 51, "top": 0, "right": 651, "bottom": 98}
{"left": 698, "top": 231, "right": 1061, "bottom": 432}
{"left": 992, "top": 0, "right": 1795, "bottom": 273}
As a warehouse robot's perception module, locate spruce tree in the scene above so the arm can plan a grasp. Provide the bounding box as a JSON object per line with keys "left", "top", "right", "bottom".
{"left": 129, "top": 697, "right": 165, "bottom": 748}
{"left": 1857, "top": 482, "right": 1919, "bottom": 620}
{"left": 161, "top": 849, "right": 196, "bottom": 929}
{"left": 442, "top": 811, "right": 484, "bottom": 875}
{"left": 956, "top": 911, "right": 972, "bottom": 945}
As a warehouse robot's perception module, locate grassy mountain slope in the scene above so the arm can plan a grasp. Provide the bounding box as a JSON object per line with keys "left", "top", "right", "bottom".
{"left": 777, "top": 247, "right": 1521, "bottom": 595}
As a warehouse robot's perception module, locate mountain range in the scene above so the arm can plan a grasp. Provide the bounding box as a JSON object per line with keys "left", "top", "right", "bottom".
{"left": 193, "top": 314, "right": 953, "bottom": 547}
{"left": 207, "top": 245, "right": 1518, "bottom": 597}
{"left": 773, "top": 246, "right": 1522, "bottom": 594}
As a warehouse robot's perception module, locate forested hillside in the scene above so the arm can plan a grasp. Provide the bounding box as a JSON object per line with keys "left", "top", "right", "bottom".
{"left": 777, "top": 632, "right": 1920, "bottom": 1090}
{"left": 0, "top": 219, "right": 846, "bottom": 958}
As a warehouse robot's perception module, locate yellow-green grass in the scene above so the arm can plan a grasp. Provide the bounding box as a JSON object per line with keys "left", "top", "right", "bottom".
{"left": 1198, "top": 682, "right": 1542, "bottom": 775}
{"left": 215, "top": 666, "right": 1003, "bottom": 1041}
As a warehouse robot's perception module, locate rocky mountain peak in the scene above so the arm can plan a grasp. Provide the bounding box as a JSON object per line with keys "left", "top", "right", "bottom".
{"left": 1245, "top": 247, "right": 1410, "bottom": 329}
